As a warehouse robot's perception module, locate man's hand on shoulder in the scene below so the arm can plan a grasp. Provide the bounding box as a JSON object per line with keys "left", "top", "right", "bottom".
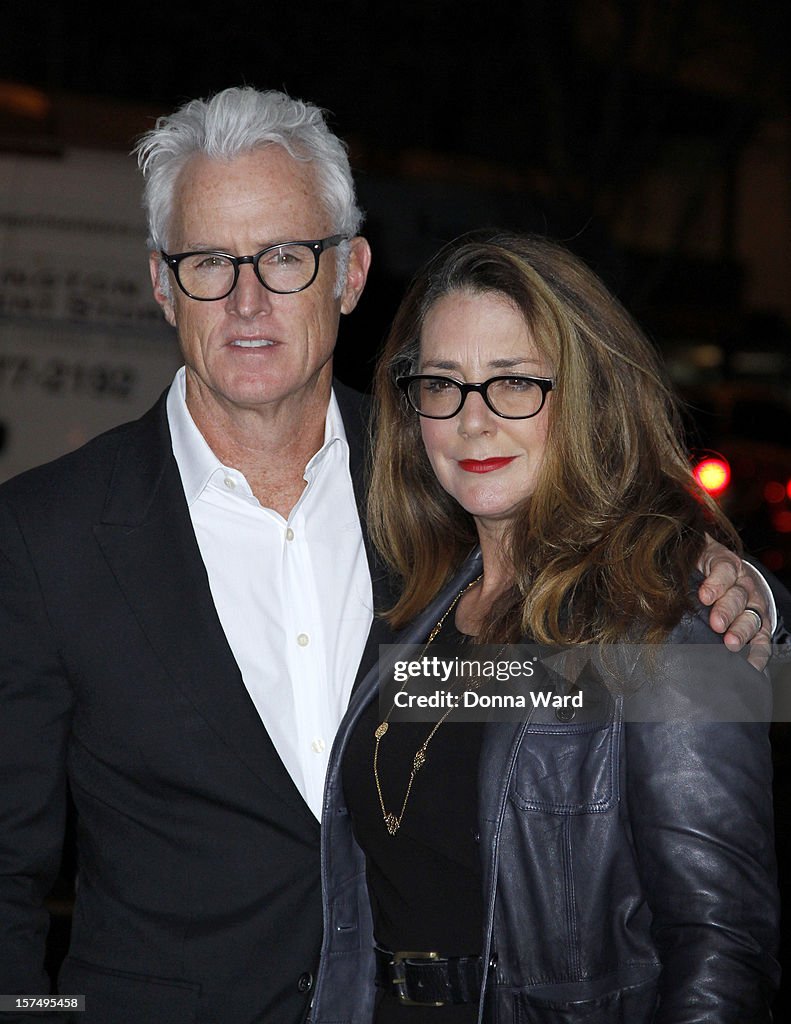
{"left": 698, "top": 535, "right": 773, "bottom": 670}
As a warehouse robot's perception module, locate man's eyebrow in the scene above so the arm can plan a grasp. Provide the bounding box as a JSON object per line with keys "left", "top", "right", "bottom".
{"left": 179, "top": 238, "right": 288, "bottom": 252}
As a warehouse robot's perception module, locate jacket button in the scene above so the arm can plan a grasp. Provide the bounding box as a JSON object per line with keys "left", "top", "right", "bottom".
{"left": 297, "top": 972, "right": 313, "bottom": 993}
{"left": 555, "top": 707, "right": 575, "bottom": 722}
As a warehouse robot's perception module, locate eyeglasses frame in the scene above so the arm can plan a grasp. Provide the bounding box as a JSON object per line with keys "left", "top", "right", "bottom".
{"left": 396, "top": 373, "right": 555, "bottom": 420}
{"left": 160, "top": 234, "right": 347, "bottom": 300}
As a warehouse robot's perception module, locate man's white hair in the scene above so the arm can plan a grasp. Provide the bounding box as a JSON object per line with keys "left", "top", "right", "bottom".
{"left": 134, "top": 87, "right": 363, "bottom": 298}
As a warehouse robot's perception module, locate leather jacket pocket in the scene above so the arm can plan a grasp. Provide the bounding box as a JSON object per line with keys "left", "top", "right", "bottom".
{"left": 513, "top": 971, "right": 659, "bottom": 1023}
{"left": 510, "top": 718, "right": 619, "bottom": 814}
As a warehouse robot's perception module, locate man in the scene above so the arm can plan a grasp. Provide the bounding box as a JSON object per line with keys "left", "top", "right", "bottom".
{"left": 0, "top": 87, "right": 772, "bottom": 1024}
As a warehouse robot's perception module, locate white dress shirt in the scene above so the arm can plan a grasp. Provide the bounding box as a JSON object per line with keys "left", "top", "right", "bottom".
{"left": 167, "top": 368, "right": 373, "bottom": 819}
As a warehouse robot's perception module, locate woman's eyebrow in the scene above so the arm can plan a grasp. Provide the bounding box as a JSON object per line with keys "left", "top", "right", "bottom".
{"left": 487, "top": 357, "right": 544, "bottom": 369}
{"left": 420, "top": 359, "right": 459, "bottom": 371}
{"left": 420, "top": 357, "right": 545, "bottom": 371}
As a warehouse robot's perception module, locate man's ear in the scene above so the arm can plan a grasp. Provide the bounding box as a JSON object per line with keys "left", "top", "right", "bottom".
{"left": 340, "top": 236, "right": 372, "bottom": 315}
{"left": 149, "top": 252, "right": 177, "bottom": 327}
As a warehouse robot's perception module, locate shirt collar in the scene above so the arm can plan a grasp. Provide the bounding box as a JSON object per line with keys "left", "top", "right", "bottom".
{"left": 166, "top": 367, "right": 347, "bottom": 506}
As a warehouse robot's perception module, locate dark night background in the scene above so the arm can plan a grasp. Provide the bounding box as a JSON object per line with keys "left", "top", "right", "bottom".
{"left": 3, "top": 0, "right": 791, "bottom": 1014}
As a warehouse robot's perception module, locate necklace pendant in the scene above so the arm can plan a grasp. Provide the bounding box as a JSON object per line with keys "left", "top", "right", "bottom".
{"left": 374, "top": 722, "right": 389, "bottom": 739}
{"left": 384, "top": 813, "right": 400, "bottom": 835}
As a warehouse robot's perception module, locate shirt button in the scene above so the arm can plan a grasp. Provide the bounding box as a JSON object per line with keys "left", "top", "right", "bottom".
{"left": 297, "top": 971, "right": 313, "bottom": 993}
{"left": 311, "top": 738, "right": 326, "bottom": 754}
{"left": 297, "top": 633, "right": 310, "bottom": 647}
{"left": 223, "top": 477, "right": 236, "bottom": 490}
{"left": 285, "top": 527, "right": 295, "bottom": 541}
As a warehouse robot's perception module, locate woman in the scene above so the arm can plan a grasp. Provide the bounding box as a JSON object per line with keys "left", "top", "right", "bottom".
{"left": 310, "top": 232, "right": 779, "bottom": 1023}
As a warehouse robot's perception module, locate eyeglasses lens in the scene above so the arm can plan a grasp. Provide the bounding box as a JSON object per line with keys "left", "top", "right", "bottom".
{"left": 177, "top": 254, "right": 236, "bottom": 299}
{"left": 486, "top": 378, "right": 545, "bottom": 417}
{"left": 256, "top": 244, "right": 316, "bottom": 293}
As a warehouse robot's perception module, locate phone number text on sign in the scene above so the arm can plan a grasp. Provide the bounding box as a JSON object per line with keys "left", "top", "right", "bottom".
{"left": 0, "top": 353, "right": 136, "bottom": 399}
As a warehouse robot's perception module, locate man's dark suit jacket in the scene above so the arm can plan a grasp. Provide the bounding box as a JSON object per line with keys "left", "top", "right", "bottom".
{"left": 0, "top": 380, "right": 392, "bottom": 1024}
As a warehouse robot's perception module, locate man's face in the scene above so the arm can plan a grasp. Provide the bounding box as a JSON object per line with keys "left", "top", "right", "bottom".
{"left": 150, "top": 146, "right": 369, "bottom": 423}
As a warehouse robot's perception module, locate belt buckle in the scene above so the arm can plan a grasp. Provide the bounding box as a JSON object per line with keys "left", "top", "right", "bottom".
{"left": 390, "top": 950, "right": 445, "bottom": 1006}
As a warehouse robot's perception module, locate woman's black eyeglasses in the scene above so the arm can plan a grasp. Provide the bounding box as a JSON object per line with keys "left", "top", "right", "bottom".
{"left": 396, "top": 374, "right": 554, "bottom": 420}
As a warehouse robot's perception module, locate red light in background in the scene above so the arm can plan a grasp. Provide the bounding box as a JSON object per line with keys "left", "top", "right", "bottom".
{"left": 764, "top": 481, "right": 786, "bottom": 504}
{"left": 694, "top": 457, "right": 731, "bottom": 496}
{"left": 787, "top": 478, "right": 791, "bottom": 501}
{"left": 773, "top": 510, "right": 791, "bottom": 534}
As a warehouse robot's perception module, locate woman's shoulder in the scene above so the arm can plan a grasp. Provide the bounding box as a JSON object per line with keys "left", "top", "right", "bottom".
{"left": 625, "top": 571, "right": 772, "bottom": 723}
{"left": 666, "top": 570, "right": 726, "bottom": 646}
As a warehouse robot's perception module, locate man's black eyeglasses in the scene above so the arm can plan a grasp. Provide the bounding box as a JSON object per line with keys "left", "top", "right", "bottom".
{"left": 160, "top": 235, "right": 347, "bottom": 300}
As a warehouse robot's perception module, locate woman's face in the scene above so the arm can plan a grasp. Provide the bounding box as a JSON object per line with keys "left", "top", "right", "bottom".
{"left": 418, "top": 289, "right": 553, "bottom": 545}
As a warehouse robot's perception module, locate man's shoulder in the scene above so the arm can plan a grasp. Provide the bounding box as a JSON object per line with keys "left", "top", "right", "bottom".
{"left": 333, "top": 378, "right": 371, "bottom": 451}
{"left": 334, "top": 377, "right": 370, "bottom": 412}
{"left": 0, "top": 392, "right": 169, "bottom": 509}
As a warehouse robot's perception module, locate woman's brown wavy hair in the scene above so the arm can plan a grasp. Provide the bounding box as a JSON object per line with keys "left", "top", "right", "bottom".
{"left": 367, "top": 231, "right": 739, "bottom": 644}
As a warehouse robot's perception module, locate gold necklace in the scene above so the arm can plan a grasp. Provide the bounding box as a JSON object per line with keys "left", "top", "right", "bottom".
{"left": 373, "top": 574, "right": 483, "bottom": 836}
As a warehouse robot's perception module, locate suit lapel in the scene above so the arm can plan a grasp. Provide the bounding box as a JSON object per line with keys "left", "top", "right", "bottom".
{"left": 334, "top": 379, "right": 400, "bottom": 692}
{"left": 93, "top": 396, "right": 318, "bottom": 831}
{"left": 334, "top": 382, "right": 392, "bottom": 590}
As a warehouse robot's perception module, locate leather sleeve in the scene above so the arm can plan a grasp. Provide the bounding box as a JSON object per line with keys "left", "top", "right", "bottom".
{"left": 624, "top": 627, "right": 780, "bottom": 1023}
{"left": 0, "top": 495, "right": 73, "bottom": 1021}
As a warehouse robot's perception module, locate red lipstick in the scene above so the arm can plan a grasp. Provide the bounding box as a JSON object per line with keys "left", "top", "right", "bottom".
{"left": 458, "top": 457, "right": 516, "bottom": 473}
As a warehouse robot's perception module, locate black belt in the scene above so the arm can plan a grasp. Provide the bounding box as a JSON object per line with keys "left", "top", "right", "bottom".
{"left": 374, "top": 945, "right": 484, "bottom": 1006}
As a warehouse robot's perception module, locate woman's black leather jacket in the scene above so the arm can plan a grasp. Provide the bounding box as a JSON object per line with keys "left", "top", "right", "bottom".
{"left": 310, "top": 551, "right": 780, "bottom": 1023}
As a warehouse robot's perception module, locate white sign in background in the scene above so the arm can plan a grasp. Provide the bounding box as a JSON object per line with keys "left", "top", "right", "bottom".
{"left": 0, "top": 148, "right": 180, "bottom": 482}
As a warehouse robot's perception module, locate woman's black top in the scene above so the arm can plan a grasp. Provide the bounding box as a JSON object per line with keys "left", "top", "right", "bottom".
{"left": 342, "top": 619, "right": 485, "bottom": 1022}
